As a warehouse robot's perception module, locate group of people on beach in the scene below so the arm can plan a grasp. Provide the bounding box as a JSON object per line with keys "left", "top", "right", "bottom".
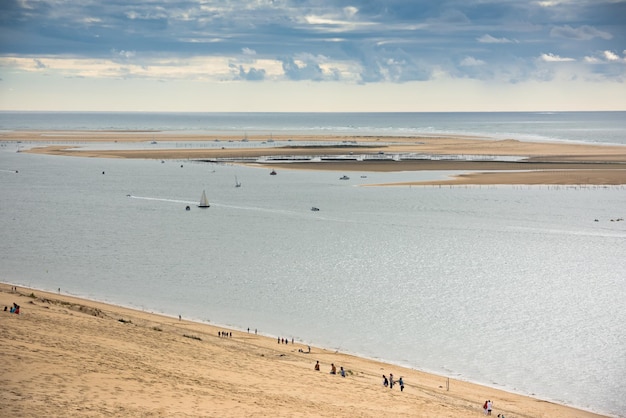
{"left": 315, "top": 361, "right": 347, "bottom": 378}
{"left": 314, "top": 360, "right": 404, "bottom": 389}
{"left": 4, "top": 303, "right": 20, "bottom": 314}
{"left": 483, "top": 400, "right": 502, "bottom": 416}
{"left": 382, "top": 373, "right": 404, "bottom": 391}
{"left": 483, "top": 400, "right": 500, "bottom": 416}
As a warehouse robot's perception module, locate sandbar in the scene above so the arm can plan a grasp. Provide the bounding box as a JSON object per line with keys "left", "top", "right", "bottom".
{"left": 3, "top": 130, "right": 626, "bottom": 185}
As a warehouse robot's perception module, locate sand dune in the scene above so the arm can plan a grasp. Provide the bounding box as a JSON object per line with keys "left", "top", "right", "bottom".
{"left": 1, "top": 283, "right": 606, "bottom": 417}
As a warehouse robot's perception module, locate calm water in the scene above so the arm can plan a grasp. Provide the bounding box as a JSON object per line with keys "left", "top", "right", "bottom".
{"left": 1, "top": 112, "right": 625, "bottom": 417}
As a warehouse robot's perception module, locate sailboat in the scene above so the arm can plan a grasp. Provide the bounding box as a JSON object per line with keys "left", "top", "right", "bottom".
{"left": 198, "top": 190, "right": 210, "bottom": 208}
{"left": 235, "top": 176, "right": 241, "bottom": 188}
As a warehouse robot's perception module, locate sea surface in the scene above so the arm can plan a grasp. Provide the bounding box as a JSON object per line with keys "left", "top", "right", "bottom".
{"left": 1, "top": 111, "right": 626, "bottom": 145}
{"left": 1, "top": 112, "right": 625, "bottom": 417}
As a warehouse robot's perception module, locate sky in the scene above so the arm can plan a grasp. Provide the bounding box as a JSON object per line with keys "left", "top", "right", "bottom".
{"left": 0, "top": 0, "right": 625, "bottom": 112}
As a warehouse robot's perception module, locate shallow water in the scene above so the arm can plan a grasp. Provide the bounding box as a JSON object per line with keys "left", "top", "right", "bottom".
{"left": 1, "top": 146, "right": 624, "bottom": 416}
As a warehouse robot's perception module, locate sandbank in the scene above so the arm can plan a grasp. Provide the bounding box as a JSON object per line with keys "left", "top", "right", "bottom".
{"left": 1, "top": 283, "right": 607, "bottom": 417}
{"left": 4, "top": 130, "right": 625, "bottom": 185}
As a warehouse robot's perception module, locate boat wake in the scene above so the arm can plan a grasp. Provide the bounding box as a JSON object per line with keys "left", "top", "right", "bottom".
{"left": 127, "top": 195, "right": 196, "bottom": 205}
{"left": 215, "top": 203, "right": 310, "bottom": 217}
{"left": 128, "top": 195, "right": 346, "bottom": 222}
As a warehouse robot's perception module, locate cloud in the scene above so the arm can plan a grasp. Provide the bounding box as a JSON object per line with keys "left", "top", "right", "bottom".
{"left": 460, "top": 56, "right": 485, "bottom": 67}
{"left": 34, "top": 58, "right": 47, "bottom": 69}
{"left": 281, "top": 55, "right": 325, "bottom": 81}
{"left": 477, "top": 34, "right": 514, "bottom": 44}
{"left": 2, "top": 0, "right": 626, "bottom": 91}
{"left": 550, "top": 25, "right": 612, "bottom": 40}
{"left": 112, "top": 49, "right": 136, "bottom": 59}
{"left": 603, "top": 50, "right": 620, "bottom": 61}
{"left": 236, "top": 65, "right": 265, "bottom": 81}
{"left": 540, "top": 53, "right": 575, "bottom": 62}
{"left": 584, "top": 50, "right": 626, "bottom": 64}
{"left": 343, "top": 6, "right": 358, "bottom": 19}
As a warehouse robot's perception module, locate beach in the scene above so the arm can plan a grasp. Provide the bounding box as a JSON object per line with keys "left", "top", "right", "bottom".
{"left": 0, "top": 283, "right": 607, "bottom": 417}
{"left": 6, "top": 130, "right": 626, "bottom": 185}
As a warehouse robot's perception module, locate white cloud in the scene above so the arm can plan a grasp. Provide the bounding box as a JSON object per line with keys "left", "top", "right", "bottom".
{"left": 460, "top": 56, "right": 485, "bottom": 67}
{"left": 583, "top": 50, "right": 626, "bottom": 64}
{"left": 343, "top": 6, "right": 358, "bottom": 18}
{"left": 477, "top": 34, "right": 513, "bottom": 44}
{"left": 112, "top": 50, "right": 136, "bottom": 59}
{"left": 603, "top": 50, "right": 620, "bottom": 61}
{"left": 301, "top": 10, "right": 376, "bottom": 32}
{"left": 242, "top": 48, "right": 256, "bottom": 56}
{"left": 584, "top": 56, "right": 601, "bottom": 64}
{"left": 540, "top": 53, "right": 575, "bottom": 62}
{"left": 0, "top": 56, "right": 239, "bottom": 80}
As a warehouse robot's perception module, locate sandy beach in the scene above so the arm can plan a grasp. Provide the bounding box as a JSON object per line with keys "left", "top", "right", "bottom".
{"left": 4, "top": 130, "right": 626, "bottom": 185}
{"left": 0, "top": 283, "right": 607, "bottom": 417}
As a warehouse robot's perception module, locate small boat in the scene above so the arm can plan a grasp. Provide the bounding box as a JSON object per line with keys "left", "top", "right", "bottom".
{"left": 198, "top": 190, "right": 210, "bottom": 208}
{"left": 270, "top": 169, "right": 277, "bottom": 175}
{"left": 339, "top": 175, "right": 350, "bottom": 180}
{"left": 235, "top": 176, "right": 241, "bottom": 188}
{"left": 311, "top": 207, "right": 320, "bottom": 212}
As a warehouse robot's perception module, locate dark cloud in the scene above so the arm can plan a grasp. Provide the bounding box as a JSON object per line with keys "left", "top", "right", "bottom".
{"left": 235, "top": 65, "right": 266, "bottom": 81}
{"left": 281, "top": 56, "right": 325, "bottom": 81}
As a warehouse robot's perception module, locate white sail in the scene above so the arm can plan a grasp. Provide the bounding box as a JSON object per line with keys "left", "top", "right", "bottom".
{"left": 198, "top": 190, "right": 210, "bottom": 208}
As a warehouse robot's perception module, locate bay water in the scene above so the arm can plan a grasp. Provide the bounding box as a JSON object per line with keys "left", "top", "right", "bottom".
{"left": 1, "top": 112, "right": 625, "bottom": 417}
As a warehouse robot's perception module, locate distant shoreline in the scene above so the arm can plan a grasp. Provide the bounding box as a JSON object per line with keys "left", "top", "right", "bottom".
{"left": 4, "top": 130, "right": 626, "bottom": 185}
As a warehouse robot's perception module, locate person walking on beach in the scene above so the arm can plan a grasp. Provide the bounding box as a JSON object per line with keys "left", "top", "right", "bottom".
{"left": 398, "top": 376, "right": 404, "bottom": 391}
{"left": 389, "top": 373, "right": 394, "bottom": 389}
{"left": 330, "top": 363, "right": 336, "bottom": 374}
{"left": 487, "top": 400, "right": 493, "bottom": 415}
{"left": 314, "top": 361, "right": 320, "bottom": 371}
{"left": 340, "top": 366, "right": 345, "bottom": 377}
{"left": 483, "top": 400, "right": 488, "bottom": 415}
{"left": 382, "top": 375, "right": 388, "bottom": 387}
